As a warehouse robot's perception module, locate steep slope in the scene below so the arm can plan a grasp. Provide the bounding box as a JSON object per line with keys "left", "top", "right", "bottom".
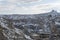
{"left": 0, "top": 10, "right": 60, "bottom": 40}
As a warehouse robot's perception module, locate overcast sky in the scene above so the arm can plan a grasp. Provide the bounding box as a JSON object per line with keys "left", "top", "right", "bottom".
{"left": 0, "top": 0, "right": 60, "bottom": 14}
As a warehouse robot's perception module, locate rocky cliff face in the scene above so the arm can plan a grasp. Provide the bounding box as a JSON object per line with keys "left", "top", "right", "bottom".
{"left": 0, "top": 10, "right": 60, "bottom": 40}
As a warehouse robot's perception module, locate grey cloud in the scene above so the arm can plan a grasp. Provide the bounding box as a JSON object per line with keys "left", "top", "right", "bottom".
{"left": 18, "top": 0, "right": 39, "bottom": 3}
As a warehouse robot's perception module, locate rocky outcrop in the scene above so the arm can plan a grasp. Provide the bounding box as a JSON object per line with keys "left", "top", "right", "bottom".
{"left": 0, "top": 10, "right": 60, "bottom": 40}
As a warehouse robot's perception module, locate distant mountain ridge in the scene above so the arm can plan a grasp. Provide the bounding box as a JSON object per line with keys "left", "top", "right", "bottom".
{"left": 0, "top": 10, "right": 60, "bottom": 40}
